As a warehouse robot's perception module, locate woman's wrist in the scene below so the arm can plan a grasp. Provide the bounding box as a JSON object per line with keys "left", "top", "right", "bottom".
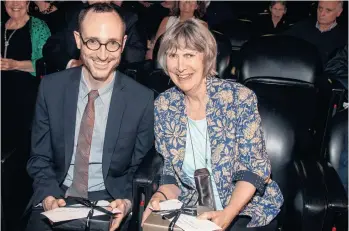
{"left": 223, "top": 204, "right": 239, "bottom": 219}
{"left": 154, "top": 190, "right": 168, "bottom": 200}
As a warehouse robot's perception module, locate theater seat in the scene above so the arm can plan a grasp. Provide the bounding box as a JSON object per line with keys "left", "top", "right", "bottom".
{"left": 321, "top": 109, "right": 348, "bottom": 231}
{"left": 238, "top": 35, "right": 331, "bottom": 158}
{"left": 213, "top": 19, "right": 254, "bottom": 79}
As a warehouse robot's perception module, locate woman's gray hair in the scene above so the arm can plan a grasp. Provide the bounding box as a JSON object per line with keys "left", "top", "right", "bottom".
{"left": 157, "top": 18, "right": 217, "bottom": 78}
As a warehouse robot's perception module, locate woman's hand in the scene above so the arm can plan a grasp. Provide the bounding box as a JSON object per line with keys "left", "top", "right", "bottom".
{"left": 141, "top": 192, "right": 165, "bottom": 226}
{"left": 197, "top": 209, "right": 236, "bottom": 231}
{"left": 0, "top": 58, "right": 18, "bottom": 71}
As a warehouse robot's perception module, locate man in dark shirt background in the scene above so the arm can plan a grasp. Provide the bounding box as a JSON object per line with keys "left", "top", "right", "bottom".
{"left": 284, "top": 0, "right": 347, "bottom": 65}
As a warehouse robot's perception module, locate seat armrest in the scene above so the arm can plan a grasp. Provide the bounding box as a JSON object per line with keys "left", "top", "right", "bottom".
{"left": 130, "top": 146, "right": 163, "bottom": 231}
{"left": 320, "top": 161, "right": 348, "bottom": 231}
{"left": 287, "top": 160, "right": 328, "bottom": 231}
{"left": 321, "top": 161, "right": 348, "bottom": 211}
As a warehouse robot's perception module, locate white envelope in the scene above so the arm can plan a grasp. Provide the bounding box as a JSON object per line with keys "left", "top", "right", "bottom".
{"left": 41, "top": 200, "right": 121, "bottom": 223}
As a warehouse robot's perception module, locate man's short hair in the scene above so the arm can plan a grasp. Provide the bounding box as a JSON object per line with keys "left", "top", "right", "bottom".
{"left": 269, "top": 1, "right": 287, "bottom": 9}
{"left": 78, "top": 3, "right": 126, "bottom": 34}
{"left": 157, "top": 18, "right": 217, "bottom": 78}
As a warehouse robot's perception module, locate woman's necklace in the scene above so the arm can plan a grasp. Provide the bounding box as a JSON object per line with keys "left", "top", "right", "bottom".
{"left": 4, "top": 18, "right": 28, "bottom": 58}
{"left": 4, "top": 25, "right": 18, "bottom": 58}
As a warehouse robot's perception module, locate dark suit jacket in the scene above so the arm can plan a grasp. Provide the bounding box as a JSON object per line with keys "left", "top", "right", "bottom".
{"left": 42, "top": 4, "right": 146, "bottom": 73}
{"left": 26, "top": 67, "right": 154, "bottom": 206}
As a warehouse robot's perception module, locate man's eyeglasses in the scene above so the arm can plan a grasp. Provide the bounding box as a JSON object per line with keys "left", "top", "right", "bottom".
{"left": 79, "top": 32, "right": 122, "bottom": 52}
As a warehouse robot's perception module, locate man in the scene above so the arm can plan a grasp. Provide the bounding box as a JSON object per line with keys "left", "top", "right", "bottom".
{"left": 42, "top": 1, "right": 146, "bottom": 73}
{"left": 25, "top": 3, "right": 154, "bottom": 231}
{"left": 284, "top": 0, "right": 347, "bottom": 65}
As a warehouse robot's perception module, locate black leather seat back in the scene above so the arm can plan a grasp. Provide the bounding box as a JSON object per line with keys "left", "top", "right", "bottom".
{"left": 258, "top": 102, "right": 296, "bottom": 196}
{"left": 238, "top": 36, "right": 325, "bottom": 158}
{"left": 211, "top": 30, "right": 232, "bottom": 79}
{"left": 238, "top": 35, "right": 322, "bottom": 85}
{"left": 328, "top": 109, "right": 348, "bottom": 171}
{"left": 153, "top": 34, "right": 163, "bottom": 70}
{"left": 213, "top": 19, "right": 253, "bottom": 79}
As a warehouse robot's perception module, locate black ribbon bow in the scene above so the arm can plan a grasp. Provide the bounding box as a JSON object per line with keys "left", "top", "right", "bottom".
{"left": 72, "top": 197, "right": 114, "bottom": 231}
{"left": 152, "top": 203, "right": 197, "bottom": 231}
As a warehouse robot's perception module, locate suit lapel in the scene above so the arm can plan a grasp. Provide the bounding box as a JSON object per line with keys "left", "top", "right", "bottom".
{"left": 102, "top": 71, "right": 126, "bottom": 179}
{"left": 64, "top": 67, "right": 81, "bottom": 171}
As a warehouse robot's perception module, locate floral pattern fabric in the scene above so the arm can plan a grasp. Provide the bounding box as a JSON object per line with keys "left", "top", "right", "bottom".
{"left": 154, "top": 77, "right": 284, "bottom": 227}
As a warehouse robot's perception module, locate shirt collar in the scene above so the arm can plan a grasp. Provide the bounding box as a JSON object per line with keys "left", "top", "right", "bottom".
{"left": 80, "top": 71, "right": 115, "bottom": 105}
{"left": 315, "top": 21, "right": 337, "bottom": 33}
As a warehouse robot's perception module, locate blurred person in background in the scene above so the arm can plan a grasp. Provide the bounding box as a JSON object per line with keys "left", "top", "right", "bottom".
{"left": 146, "top": 0, "right": 208, "bottom": 60}
{"left": 254, "top": 1, "right": 289, "bottom": 37}
{"left": 1, "top": 0, "right": 50, "bottom": 151}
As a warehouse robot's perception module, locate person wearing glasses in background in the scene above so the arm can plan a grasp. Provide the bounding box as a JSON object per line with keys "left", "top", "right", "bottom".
{"left": 25, "top": 3, "right": 154, "bottom": 231}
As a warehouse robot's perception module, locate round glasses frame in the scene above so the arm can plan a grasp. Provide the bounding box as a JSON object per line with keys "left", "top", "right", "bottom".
{"left": 79, "top": 32, "right": 122, "bottom": 52}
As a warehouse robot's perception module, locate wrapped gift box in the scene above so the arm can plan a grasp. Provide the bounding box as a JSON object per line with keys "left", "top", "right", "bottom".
{"left": 143, "top": 205, "right": 214, "bottom": 231}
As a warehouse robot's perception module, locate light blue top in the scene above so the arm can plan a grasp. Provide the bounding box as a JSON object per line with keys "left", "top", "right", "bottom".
{"left": 63, "top": 71, "right": 115, "bottom": 191}
{"left": 182, "top": 117, "right": 223, "bottom": 210}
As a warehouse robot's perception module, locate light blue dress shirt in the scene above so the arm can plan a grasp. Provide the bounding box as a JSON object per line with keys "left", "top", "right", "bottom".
{"left": 63, "top": 71, "right": 115, "bottom": 191}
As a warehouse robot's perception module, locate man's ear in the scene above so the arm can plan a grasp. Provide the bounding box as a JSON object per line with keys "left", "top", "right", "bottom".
{"left": 336, "top": 6, "right": 343, "bottom": 17}
{"left": 74, "top": 31, "right": 82, "bottom": 50}
{"left": 121, "top": 35, "right": 127, "bottom": 52}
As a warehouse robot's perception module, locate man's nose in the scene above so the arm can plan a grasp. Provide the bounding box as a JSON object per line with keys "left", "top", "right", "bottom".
{"left": 97, "top": 45, "right": 108, "bottom": 60}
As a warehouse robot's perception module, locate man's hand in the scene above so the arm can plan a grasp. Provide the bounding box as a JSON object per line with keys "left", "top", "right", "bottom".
{"left": 197, "top": 210, "right": 235, "bottom": 231}
{"left": 108, "top": 199, "right": 131, "bottom": 231}
{"left": 43, "top": 196, "right": 66, "bottom": 211}
{"left": 69, "top": 59, "right": 83, "bottom": 68}
{"left": 141, "top": 193, "right": 164, "bottom": 226}
{"left": 0, "top": 58, "right": 18, "bottom": 71}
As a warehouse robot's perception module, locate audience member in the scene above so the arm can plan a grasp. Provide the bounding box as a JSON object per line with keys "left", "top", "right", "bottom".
{"left": 42, "top": 0, "right": 146, "bottom": 73}
{"left": 253, "top": 1, "right": 289, "bottom": 37}
{"left": 25, "top": 3, "right": 154, "bottom": 231}
{"left": 284, "top": 0, "right": 347, "bottom": 65}
{"left": 136, "top": 1, "right": 174, "bottom": 46}
{"left": 142, "top": 19, "right": 283, "bottom": 231}
{"left": 30, "top": 1, "right": 66, "bottom": 35}
{"left": 324, "top": 44, "right": 348, "bottom": 90}
{"left": 146, "top": 0, "right": 208, "bottom": 60}
{"left": 1, "top": 0, "right": 51, "bottom": 151}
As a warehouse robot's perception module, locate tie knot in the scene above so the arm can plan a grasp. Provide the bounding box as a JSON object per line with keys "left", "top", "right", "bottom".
{"left": 88, "top": 90, "right": 99, "bottom": 102}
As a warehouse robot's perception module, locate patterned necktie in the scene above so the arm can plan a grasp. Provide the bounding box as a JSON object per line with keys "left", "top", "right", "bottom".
{"left": 66, "top": 90, "right": 99, "bottom": 198}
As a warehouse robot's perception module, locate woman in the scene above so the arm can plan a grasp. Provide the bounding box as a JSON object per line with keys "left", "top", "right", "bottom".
{"left": 146, "top": 0, "right": 207, "bottom": 60}
{"left": 254, "top": 1, "right": 289, "bottom": 37}
{"left": 30, "top": 1, "right": 65, "bottom": 34}
{"left": 142, "top": 19, "right": 283, "bottom": 230}
{"left": 1, "top": 0, "right": 50, "bottom": 151}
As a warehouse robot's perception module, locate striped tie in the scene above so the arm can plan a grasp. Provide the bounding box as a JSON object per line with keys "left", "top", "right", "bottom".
{"left": 66, "top": 90, "right": 99, "bottom": 198}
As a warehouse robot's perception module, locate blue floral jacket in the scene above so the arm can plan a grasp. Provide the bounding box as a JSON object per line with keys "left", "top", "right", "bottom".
{"left": 154, "top": 77, "right": 284, "bottom": 227}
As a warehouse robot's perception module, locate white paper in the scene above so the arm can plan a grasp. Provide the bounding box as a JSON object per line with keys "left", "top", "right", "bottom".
{"left": 151, "top": 199, "right": 222, "bottom": 231}
{"left": 41, "top": 200, "right": 121, "bottom": 223}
